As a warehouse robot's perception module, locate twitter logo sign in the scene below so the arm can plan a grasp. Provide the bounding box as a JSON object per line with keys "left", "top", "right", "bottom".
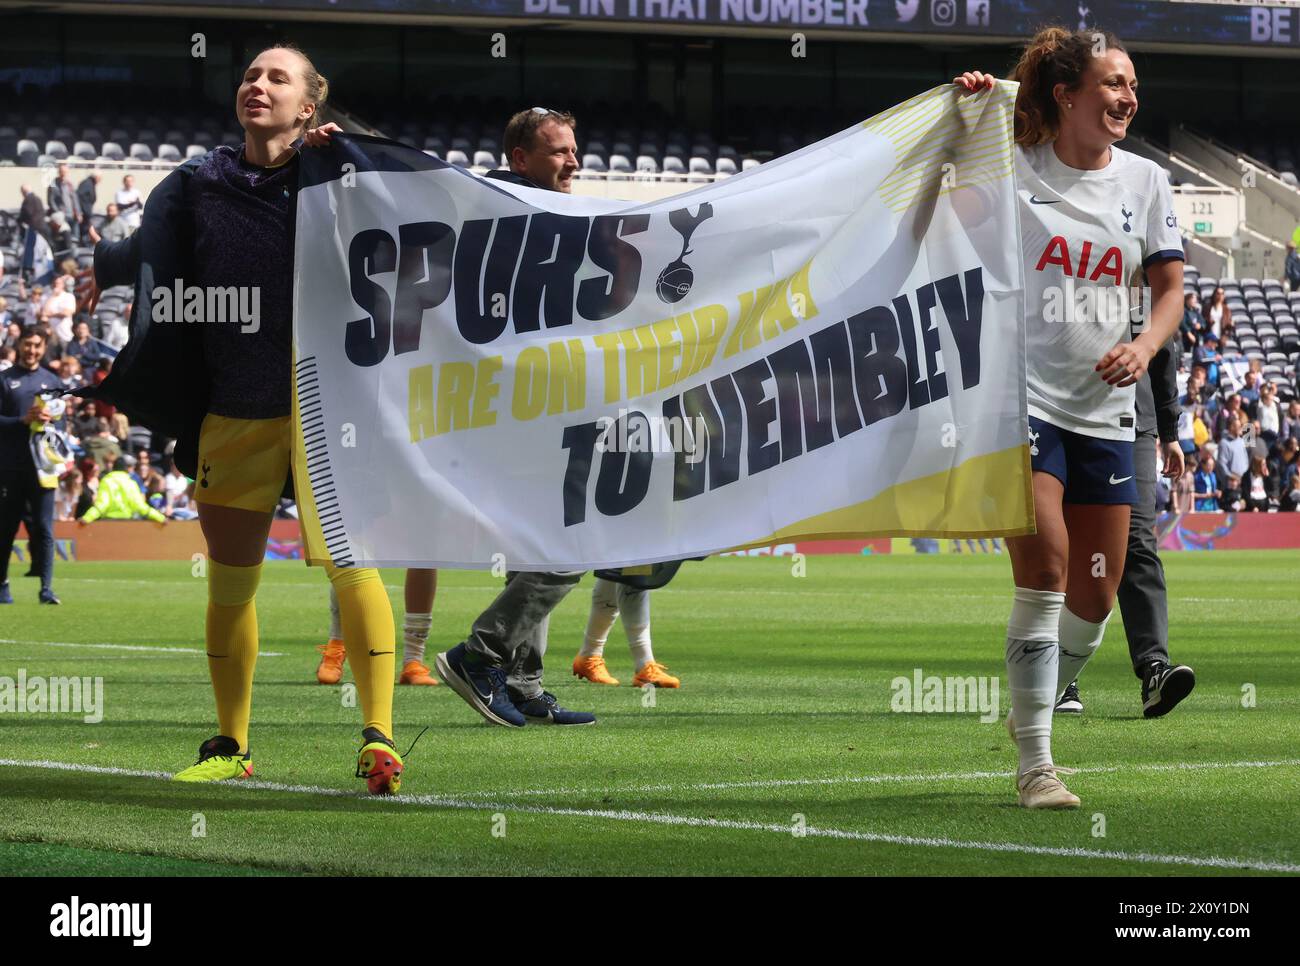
{"left": 895, "top": 0, "right": 920, "bottom": 22}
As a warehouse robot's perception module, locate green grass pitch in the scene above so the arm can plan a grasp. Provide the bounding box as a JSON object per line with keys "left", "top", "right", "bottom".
{"left": 1, "top": 551, "right": 1297, "bottom": 876}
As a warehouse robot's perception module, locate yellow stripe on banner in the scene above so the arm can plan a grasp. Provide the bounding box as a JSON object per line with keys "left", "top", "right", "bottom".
{"left": 290, "top": 354, "right": 333, "bottom": 566}
{"left": 862, "top": 83, "right": 1016, "bottom": 213}
{"left": 723, "top": 445, "right": 1036, "bottom": 552}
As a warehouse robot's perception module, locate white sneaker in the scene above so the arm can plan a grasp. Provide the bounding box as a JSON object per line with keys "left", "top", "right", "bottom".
{"left": 1017, "top": 765, "right": 1080, "bottom": 809}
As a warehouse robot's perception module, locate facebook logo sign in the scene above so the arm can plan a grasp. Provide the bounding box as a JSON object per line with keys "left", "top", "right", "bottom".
{"left": 967, "top": 0, "right": 990, "bottom": 27}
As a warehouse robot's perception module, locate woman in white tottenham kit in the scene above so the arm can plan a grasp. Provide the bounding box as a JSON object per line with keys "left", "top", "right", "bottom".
{"left": 955, "top": 26, "right": 1185, "bottom": 808}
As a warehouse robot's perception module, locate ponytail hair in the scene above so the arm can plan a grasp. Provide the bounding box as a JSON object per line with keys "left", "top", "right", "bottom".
{"left": 1011, "top": 26, "right": 1126, "bottom": 146}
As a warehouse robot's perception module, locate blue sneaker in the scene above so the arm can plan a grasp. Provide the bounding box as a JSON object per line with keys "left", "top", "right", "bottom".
{"left": 39, "top": 589, "right": 61, "bottom": 605}
{"left": 434, "top": 643, "right": 526, "bottom": 728}
{"left": 514, "top": 691, "right": 597, "bottom": 726}
{"left": 0, "top": 582, "right": 11, "bottom": 604}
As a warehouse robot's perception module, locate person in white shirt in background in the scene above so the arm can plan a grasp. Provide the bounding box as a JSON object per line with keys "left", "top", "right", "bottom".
{"left": 40, "top": 275, "right": 77, "bottom": 344}
{"left": 115, "top": 174, "right": 143, "bottom": 231}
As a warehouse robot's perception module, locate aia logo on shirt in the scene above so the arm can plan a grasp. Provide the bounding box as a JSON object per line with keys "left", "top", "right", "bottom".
{"left": 1035, "top": 236, "right": 1124, "bottom": 286}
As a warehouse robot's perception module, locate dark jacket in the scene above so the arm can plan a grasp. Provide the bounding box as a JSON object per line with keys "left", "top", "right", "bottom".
{"left": 47, "top": 178, "right": 83, "bottom": 224}
{"left": 1286, "top": 251, "right": 1300, "bottom": 290}
{"left": 77, "top": 176, "right": 98, "bottom": 220}
{"left": 18, "top": 190, "right": 45, "bottom": 232}
{"left": 1135, "top": 335, "right": 1179, "bottom": 443}
{"left": 80, "top": 156, "right": 209, "bottom": 478}
{"left": 0, "top": 362, "right": 65, "bottom": 473}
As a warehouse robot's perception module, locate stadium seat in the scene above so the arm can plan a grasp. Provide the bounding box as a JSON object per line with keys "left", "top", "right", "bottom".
{"left": 157, "top": 144, "right": 182, "bottom": 163}
{"left": 742, "top": 158, "right": 761, "bottom": 170}
{"left": 17, "top": 139, "right": 39, "bottom": 166}
{"left": 609, "top": 154, "right": 633, "bottom": 173}
{"left": 716, "top": 157, "right": 738, "bottom": 177}
{"left": 635, "top": 155, "right": 659, "bottom": 174}
{"left": 582, "top": 153, "right": 607, "bottom": 172}
{"left": 445, "top": 149, "right": 470, "bottom": 168}
{"left": 72, "top": 140, "right": 96, "bottom": 161}
{"left": 185, "top": 144, "right": 206, "bottom": 159}
{"left": 687, "top": 156, "right": 713, "bottom": 181}
{"left": 44, "top": 140, "right": 69, "bottom": 159}
{"left": 472, "top": 149, "right": 496, "bottom": 168}
{"left": 128, "top": 142, "right": 154, "bottom": 162}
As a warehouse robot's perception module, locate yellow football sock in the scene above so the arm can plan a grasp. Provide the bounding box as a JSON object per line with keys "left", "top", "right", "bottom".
{"left": 206, "top": 559, "right": 263, "bottom": 754}
{"left": 327, "top": 563, "right": 395, "bottom": 740}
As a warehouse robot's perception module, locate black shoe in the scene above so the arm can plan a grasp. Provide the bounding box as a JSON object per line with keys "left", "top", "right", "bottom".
{"left": 1054, "top": 680, "right": 1083, "bottom": 714}
{"left": 434, "top": 643, "right": 526, "bottom": 728}
{"left": 38, "top": 589, "right": 61, "bottom": 605}
{"left": 513, "top": 690, "right": 597, "bottom": 726}
{"left": 0, "top": 582, "right": 12, "bottom": 605}
{"left": 1142, "top": 662, "right": 1195, "bottom": 718}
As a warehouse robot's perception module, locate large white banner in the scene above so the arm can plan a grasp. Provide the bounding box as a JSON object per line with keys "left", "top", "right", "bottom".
{"left": 291, "top": 82, "right": 1032, "bottom": 569}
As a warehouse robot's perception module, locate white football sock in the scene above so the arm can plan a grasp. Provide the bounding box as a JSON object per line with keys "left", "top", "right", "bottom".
{"left": 402, "top": 612, "right": 432, "bottom": 665}
{"left": 328, "top": 584, "right": 342, "bottom": 641}
{"left": 618, "top": 585, "right": 654, "bottom": 669}
{"left": 1006, "top": 586, "right": 1065, "bottom": 776}
{"left": 580, "top": 577, "right": 619, "bottom": 657}
{"left": 1057, "top": 606, "right": 1110, "bottom": 700}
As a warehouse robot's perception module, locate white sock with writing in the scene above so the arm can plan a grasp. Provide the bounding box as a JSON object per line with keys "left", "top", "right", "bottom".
{"left": 1006, "top": 587, "right": 1065, "bottom": 777}
{"left": 402, "top": 612, "right": 432, "bottom": 665}
{"left": 1057, "top": 606, "right": 1110, "bottom": 700}
{"left": 580, "top": 577, "right": 619, "bottom": 658}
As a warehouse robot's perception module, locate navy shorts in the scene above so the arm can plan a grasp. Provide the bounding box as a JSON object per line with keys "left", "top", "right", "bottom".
{"left": 1028, "top": 415, "right": 1137, "bottom": 506}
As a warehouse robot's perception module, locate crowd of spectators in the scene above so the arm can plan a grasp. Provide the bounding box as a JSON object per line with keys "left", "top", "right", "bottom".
{"left": 1163, "top": 283, "right": 1300, "bottom": 514}
{"left": 2, "top": 190, "right": 200, "bottom": 525}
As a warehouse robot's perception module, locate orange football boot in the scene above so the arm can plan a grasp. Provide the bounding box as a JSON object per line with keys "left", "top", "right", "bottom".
{"left": 632, "top": 661, "right": 680, "bottom": 688}
{"left": 399, "top": 659, "right": 440, "bottom": 686}
{"left": 316, "top": 639, "right": 347, "bottom": 684}
{"left": 572, "top": 654, "right": 620, "bottom": 686}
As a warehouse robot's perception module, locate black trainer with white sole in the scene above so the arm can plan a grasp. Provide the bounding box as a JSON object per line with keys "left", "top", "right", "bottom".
{"left": 1055, "top": 680, "right": 1083, "bottom": 714}
{"left": 1142, "top": 662, "right": 1195, "bottom": 718}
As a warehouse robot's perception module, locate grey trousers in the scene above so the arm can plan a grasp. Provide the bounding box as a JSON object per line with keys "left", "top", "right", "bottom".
{"left": 462, "top": 570, "right": 584, "bottom": 699}
{"left": 1116, "top": 432, "right": 1170, "bottom": 677}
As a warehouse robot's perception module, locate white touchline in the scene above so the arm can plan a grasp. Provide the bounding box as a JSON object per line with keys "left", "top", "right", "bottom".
{"left": 0, "top": 639, "right": 287, "bottom": 657}
{"left": 447, "top": 758, "right": 1300, "bottom": 799}
{"left": 1, "top": 758, "right": 1297, "bottom": 874}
